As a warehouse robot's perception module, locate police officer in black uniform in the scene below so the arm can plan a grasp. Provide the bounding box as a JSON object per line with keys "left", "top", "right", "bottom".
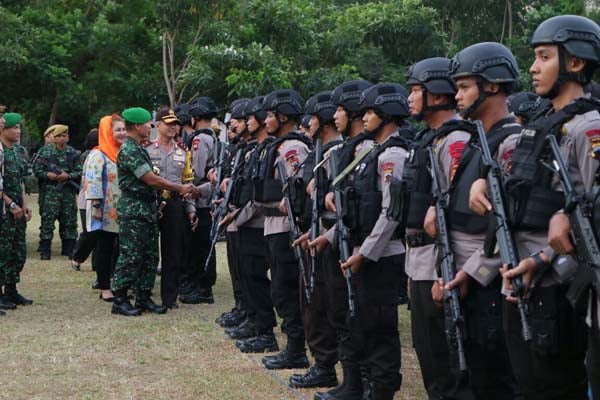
{"left": 180, "top": 97, "right": 219, "bottom": 304}
{"left": 229, "top": 96, "right": 280, "bottom": 353}
{"left": 216, "top": 98, "right": 252, "bottom": 328}
{"left": 289, "top": 91, "right": 344, "bottom": 389}
{"left": 400, "top": 57, "right": 476, "bottom": 400}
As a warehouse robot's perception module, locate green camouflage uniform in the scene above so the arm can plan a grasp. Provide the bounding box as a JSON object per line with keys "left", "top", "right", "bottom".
{"left": 0, "top": 143, "right": 27, "bottom": 285}
{"left": 111, "top": 136, "right": 159, "bottom": 293}
{"left": 33, "top": 144, "right": 81, "bottom": 241}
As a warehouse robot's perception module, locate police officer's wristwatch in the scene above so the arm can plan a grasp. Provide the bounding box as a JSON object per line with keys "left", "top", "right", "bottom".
{"left": 9, "top": 202, "right": 17, "bottom": 209}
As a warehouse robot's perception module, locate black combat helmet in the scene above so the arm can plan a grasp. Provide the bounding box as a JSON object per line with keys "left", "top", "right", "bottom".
{"left": 531, "top": 15, "right": 600, "bottom": 64}
{"left": 305, "top": 91, "right": 335, "bottom": 125}
{"left": 359, "top": 82, "right": 410, "bottom": 118}
{"left": 189, "top": 97, "right": 219, "bottom": 119}
{"left": 332, "top": 80, "right": 373, "bottom": 114}
{"left": 531, "top": 15, "right": 600, "bottom": 98}
{"left": 245, "top": 96, "right": 267, "bottom": 123}
{"left": 450, "top": 42, "right": 520, "bottom": 84}
{"left": 263, "top": 89, "right": 305, "bottom": 117}
{"left": 449, "top": 42, "right": 519, "bottom": 117}
{"left": 230, "top": 98, "right": 251, "bottom": 120}
{"left": 406, "top": 57, "right": 456, "bottom": 117}
{"left": 300, "top": 114, "right": 311, "bottom": 129}
{"left": 174, "top": 103, "right": 192, "bottom": 126}
{"left": 506, "top": 92, "right": 550, "bottom": 124}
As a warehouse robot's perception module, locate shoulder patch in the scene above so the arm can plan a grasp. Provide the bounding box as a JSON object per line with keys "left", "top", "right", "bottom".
{"left": 382, "top": 161, "right": 395, "bottom": 182}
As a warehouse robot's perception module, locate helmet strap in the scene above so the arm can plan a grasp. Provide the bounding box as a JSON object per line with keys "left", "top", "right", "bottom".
{"left": 459, "top": 78, "right": 491, "bottom": 119}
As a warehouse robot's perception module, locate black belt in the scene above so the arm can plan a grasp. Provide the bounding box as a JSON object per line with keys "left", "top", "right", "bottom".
{"left": 405, "top": 232, "right": 435, "bottom": 248}
{"left": 262, "top": 207, "right": 287, "bottom": 217}
{"left": 122, "top": 191, "right": 156, "bottom": 202}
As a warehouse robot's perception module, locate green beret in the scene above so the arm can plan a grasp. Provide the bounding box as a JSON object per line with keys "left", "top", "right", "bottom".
{"left": 4, "top": 113, "right": 21, "bottom": 128}
{"left": 122, "top": 107, "right": 152, "bottom": 124}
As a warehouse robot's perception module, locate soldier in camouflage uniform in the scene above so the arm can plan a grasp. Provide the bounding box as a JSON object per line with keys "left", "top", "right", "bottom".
{"left": 110, "top": 107, "right": 193, "bottom": 317}
{"left": 33, "top": 125, "right": 82, "bottom": 260}
{"left": 0, "top": 113, "right": 33, "bottom": 309}
{"left": 33, "top": 127, "right": 56, "bottom": 252}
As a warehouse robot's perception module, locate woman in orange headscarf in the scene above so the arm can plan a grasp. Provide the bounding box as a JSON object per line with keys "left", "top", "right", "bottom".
{"left": 82, "top": 114, "right": 126, "bottom": 301}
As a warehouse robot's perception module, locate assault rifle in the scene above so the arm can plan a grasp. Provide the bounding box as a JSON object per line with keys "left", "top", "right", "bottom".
{"left": 473, "top": 120, "right": 531, "bottom": 342}
{"left": 206, "top": 147, "right": 242, "bottom": 272}
{"left": 210, "top": 140, "right": 225, "bottom": 214}
{"left": 309, "top": 138, "right": 322, "bottom": 295}
{"left": 544, "top": 134, "right": 600, "bottom": 305}
{"left": 428, "top": 146, "right": 467, "bottom": 372}
{"left": 32, "top": 155, "right": 79, "bottom": 192}
{"left": 329, "top": 149, "right": 356, "bottom": 318}
{"left": 278, "top": 159, "right": 311, "bottom": 303}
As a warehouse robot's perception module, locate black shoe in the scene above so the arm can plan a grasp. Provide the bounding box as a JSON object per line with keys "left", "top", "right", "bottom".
{"left": 179, "top": 288, "right": 214, "bottom": 304}
{"left": 290, "top": 364, "right": 338, "bottom": 388}
{"left": 91, "top": 280, "right": 100, "bottom": 290}
{"left": 219, "top": 309, "right": 246, "bottom": 328}
{"left": 237, "top": 333, "right": 279, "bottom": 353}
{"left": 99, "top": 294, "right": 115, "bottom": 303}
{"left": 262, "top": 348, "right": 309, "bottom": 370}
{"left": 70, "top": 260, "right": 80, "bottom": 271}
{"left": 216, "top": 307, "right": 237, "bottom": 325}
{"left": 135, "top": 292, "right": 168, "bottom": 314}
{"left": 314, "top": 363, "right": 363, "bottom": 400}
{"left": 111, "top": 296, "right": 142, "bottom": 316}
{"left": 164, "top": 302, "right": 178, "bottom": 309}
{"left": 40, "top": 252, "right": 51, "bottom": 260}
{"left": 0, "top": 296, "right": 17, "bottom": 310}
{"left": 397, "top": 294, "right": 408, "bottom": 305}
{"left": 4, "top": 285, "right": 33, "bottom": 305}
{"left": 178, "top": 281, "right": 195, "bottom": 296}
{"left": 226, "top": 319, "right": 255, "bottom": 340}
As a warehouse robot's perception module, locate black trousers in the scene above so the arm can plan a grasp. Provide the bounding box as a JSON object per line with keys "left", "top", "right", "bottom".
{"left": 225, "top": 231, "right": 243, "bottom": 308}
{"left": 464, "top": 277, "right": 521, "bottom": 400}
{"left": 410, "top": 279, "right": 475, "bottom": 400}
{"left": 183, "top": 208, "right": 216, "bottom": 290}
{"left": 159, "top": 198, "right": 187, "bottom": 306}
{"left": 589, "top": 293, "right": 600, "bottom": 400}
{"left": 72, "top": 210, "right": 98, "bottom": 267}
{"left": 238, "top": 227, "right": 275, "bottom": 332}
{"left": 344, "top": 254, "right": 403, "bottom": 393}
{"left": 265, "top": 232, "right": 305, "bottom": 341}
{"left": 301, "top": 246, "right": 340, "bottom": 368}
{"left": 95, "top": 231, "right": 118, "bottom": 290}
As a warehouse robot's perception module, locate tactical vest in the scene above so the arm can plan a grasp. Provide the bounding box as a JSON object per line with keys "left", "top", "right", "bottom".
{"left": 230, "top": 140, "right": 258, "bottom": 208}
{"left": 222, "top": 139, "right": 241, "bottom": 178}
{"left": 448, "top": 118, "right": 521, "bottom": 234}
{"left": 296, "top": 139, "right": 344, "bottom": 231}
{"left": 506, "top": 98, "right": 600, "bottom": 230}
{"left": 389, "top": 119, "right": 476, "bottom": 229}
{"left": 253, "top": 131, "right": 313, "bottom": 203}
{"left": 343, "top": 133, "right": 412, "bottom": 245}
{"left": 336, "top": 133, "right": 368, "bottom": 173}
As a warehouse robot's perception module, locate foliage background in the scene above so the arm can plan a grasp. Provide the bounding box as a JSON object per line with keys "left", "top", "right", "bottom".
{"left": 0, "top": 0, "right": 598, "bottom": 147}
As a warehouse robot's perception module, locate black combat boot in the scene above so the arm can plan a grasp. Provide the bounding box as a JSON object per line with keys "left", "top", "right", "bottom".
{"left": 220, "top": 308, "right": 246, "bottom": 327}
{"left": 4, "top": 284, "right": 33, "bottom": 305}
{"left": 39, "top": 239, "right": 51, "bottom": 260}
{"left": 314, "top": 362, "right": 363, "bottom": 400}
{"left": 179, "top": 287, "right": 213, "bottom": 304}
{"left": 226, "top": 318, "right": 255, "bottom": 340}
{"left": 111, "top": 292, "right": 142, "bottom": 317}
{"left": 369, "top": 386, "right": 395, "bottom": 400}
{"left": 135, "top": 291, "right": 167, "bottom": 314}
{"left": 262, "top": 337, "right": 309, "bottom": 370}
{"left": 61, "top": 239, "right": 76, "bottom": 258}
{"left": 0, "top": 287, "right": 17, "bottom": 310}
{"left": 289, "top": 364, "right": 338, "bottom": 388}
{"left": 237, "top": 331, "right": 279, "bottom": 353}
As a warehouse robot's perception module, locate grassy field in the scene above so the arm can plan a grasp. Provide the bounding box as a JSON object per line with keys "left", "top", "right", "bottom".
{"left": 1, "top": 195, "right": 426, "bottom": 400}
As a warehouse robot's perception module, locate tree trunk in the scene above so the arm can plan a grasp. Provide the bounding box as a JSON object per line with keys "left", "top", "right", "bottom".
{"left": 507, "top": 0, "right": 513, "bottom": 40}
{"left": 162, "top": 33, "right": 175, "bottom": 108}
{"left": 48, "top": 91, "right": 60, "bottom": 126}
